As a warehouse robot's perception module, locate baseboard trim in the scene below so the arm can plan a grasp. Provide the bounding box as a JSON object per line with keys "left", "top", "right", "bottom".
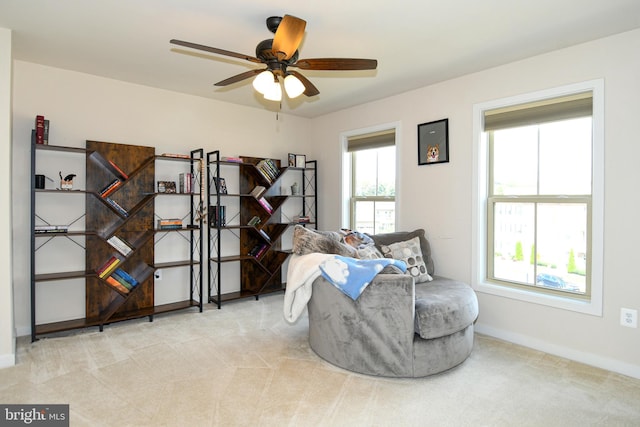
{"left": 475, "top": 323, "right": 640, "bottom": 380}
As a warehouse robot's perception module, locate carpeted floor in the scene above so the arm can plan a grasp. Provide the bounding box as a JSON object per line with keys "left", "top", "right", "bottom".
{"left": 1, "top": 294, "right": 639, "bottom": 426}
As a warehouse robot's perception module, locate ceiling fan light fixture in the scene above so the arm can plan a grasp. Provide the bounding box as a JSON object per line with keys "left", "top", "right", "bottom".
{"left": 284, "top": 74, "right": 305, "bottom": 98}
{"left": 252, "top": 70, "right": 274, "bottom": 95}
{"left": 263, "top": 80, "right": 282, "bottom": 101}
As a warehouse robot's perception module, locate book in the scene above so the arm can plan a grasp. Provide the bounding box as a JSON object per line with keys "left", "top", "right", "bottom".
{"left": 213, "top": 177, "right": 227, "bottom": 194}
{"left": 107, "top": 235, "right": 133, "bottom": 256}
{"left": 35, "top": 224, "right": 68, "bottom": 233}
{"left": 208, "top": 205, "right": 225, "bottom": 227}
{"left": 247, "top": 216, "right": 261, "bottom": 227}
{"left": 104, "top": 197, "right": 129, "bottom": 217}
{"left": 109, "top": 272, "right": 134, "bottom": 290}
{"left": 161, "top": 153, "right": 190, "bottom": 159}
{"left": 221, "top": 156, "right": 243, "bottom": 163}
{"left": 257, "top": 228, "right": 271, "bottom": 242}
{"left": 100, "top": 179, "right": 122, "bottom": 197}
{"left": 113, "top": 268, "right": 139, "bottom": 287}
{"left": 108, "top": 160, "right": 129, "bottom": 179}
{"left": 43, "top": 120, "right": 50, "bottom": 145}
{"left": 179, "top": 173, "right": 193, "bottom": 193}
{"left": 250, "top": 185, "right": 266, "bottom": 199}
{"left": 98, "top": 257, "right": 121, "bottom": 278}
{"left": 35, "top": 115, "right": 45, "bottom": 144}
{"left": 105, "top": 276, "right": 130, "bottom": 294}
{"left": 257, "top": 197, "right": 273, "bottom": 214}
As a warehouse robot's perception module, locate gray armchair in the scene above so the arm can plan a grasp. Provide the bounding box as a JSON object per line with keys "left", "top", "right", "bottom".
{"left": 306, "top": 229, "right": 479, "bottom": 377}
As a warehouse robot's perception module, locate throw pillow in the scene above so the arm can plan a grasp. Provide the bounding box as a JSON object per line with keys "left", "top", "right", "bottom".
{"left": 292, "top": 225, "right": 358, "bottom": 257}
{"left": 369, "top": 229, "right": 435, "bottom": 275}
{"left": 378, "top": 236, "right": 433, "bottom": 283}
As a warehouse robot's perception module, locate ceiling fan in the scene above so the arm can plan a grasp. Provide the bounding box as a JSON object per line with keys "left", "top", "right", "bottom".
{"left": 170, "top": 14, "right": 378, "bottom": 101}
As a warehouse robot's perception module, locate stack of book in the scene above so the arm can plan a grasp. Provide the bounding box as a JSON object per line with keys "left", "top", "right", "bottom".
{"left": 34, "top": 115, "right": 50, "bottom": 145}
{"left": 179, "top": 173, "right": 193, "bottom": 193}
{"left": 161, "top": 153, "right": 190, "bottom": 159}
{"left": 100, "top": 179, "right": 122, "bottom": 198}
{"left": 221, "top": 156, "right": 243, "bottom": 163}
{"left": 157, "top": 219, "right": 183, "bottom": 230}
{"left": 295, "top": 216, "right": 311, "bottom": 223}
{"left": 256, "top": 159, "right": 280, "bottom": 183}
{"left": 97, "top": 256, "right": 121, "bottom": 278}
{"left": 257, "top": 197, "right": 273, "bottom": 214}
{"left": 250, "top": 185, "right": 266, "bottom": 199}
{"left": 248, "top": 243, "right": 269, "bottom": 259}
{"left": 35, "top": 224, "right": 68, "bottom": 234}
{"left": 107, "top": 235, "right": 133, "bottom": 256}
{"left": 104, "top": 197, "right": 129, "bottom": 217}
{"left": 105, "top": 268, "right": 140, "bottom": 294}
{"left": 256, "top": 228, "right": 271, "bottom": 242}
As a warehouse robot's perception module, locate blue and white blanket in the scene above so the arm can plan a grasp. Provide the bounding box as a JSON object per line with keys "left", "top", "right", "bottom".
{"left": 284, "top": 253, "right": 406, "bottom": 323}
{"left": 319, "top": 255, "right": 406, "bottom": 300}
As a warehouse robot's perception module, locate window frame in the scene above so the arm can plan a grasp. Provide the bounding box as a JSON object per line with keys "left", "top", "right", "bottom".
{"left": 472, "top": 80, "right": 604, "bottom": 316}
{"left": 349, "top": 147, "right": 396, "bottom": 232}
{"left": 341, "top": 123, "right": 401, "bottom": 232}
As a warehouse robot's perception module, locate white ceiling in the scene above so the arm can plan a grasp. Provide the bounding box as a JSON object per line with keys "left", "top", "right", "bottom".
{"left": 1, "top": 1, "right": 639, "bottom": 118}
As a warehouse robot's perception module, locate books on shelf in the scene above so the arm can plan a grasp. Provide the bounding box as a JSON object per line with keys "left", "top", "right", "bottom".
{"left": 247, "top": 215, "right": 261, "bottom": 227}
{"left": 97, "top": 256, "right": 121, "bottom": 278}
{"left": 104, "top": 197, "right": 129, "bottom": 217}
{"left": 295, "top": 216, "right": 311, "bottom": 224}
{"left": 221, "top": 156, "right": 243, "bottom": 163}
{"left": 100, "top": 179, "right": 122, "bottom": 198}
{"left": 157, "top": 218, "right": 183, "bottom": 230}
{"left": 105, "top": 268, "right": 140, "bottom": 294}
{"left": 208, "top": 205, "right": 225, "bottom": 227}
{"left": 34, "top": 224, "right": 68, "bottom": 234}
{"left": 250, "top": 185, "right": 266, "bottom": 199}
{"left": 161, "top": 152, "right": 190, "bottom": 159}
{"left": 179, "top": 173, "right": 193, "bottom": 193}
{"left": 257, "top": 197, "right": 273, "bottom": 214}
{"left": 255, "top": 159, "right": 280, "bottom": 183}
{"left": 248, "top": 243, "right": 269, "bottom": 259}
{"left": 257, "top": 228, "right": 271, "bottom": 242}
{"left": 107, "top": 235, "right": 133, "bottom": 256}
{"left": 35, "top": 115, "right": 46, "bottom": 145}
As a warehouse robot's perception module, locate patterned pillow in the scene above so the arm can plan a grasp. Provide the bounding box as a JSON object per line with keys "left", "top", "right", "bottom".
{"left": 292, "top": 225, "right": 358, "bottom": 257}
{"left": 379, "top": 236, "right": 433, "bottom": 283}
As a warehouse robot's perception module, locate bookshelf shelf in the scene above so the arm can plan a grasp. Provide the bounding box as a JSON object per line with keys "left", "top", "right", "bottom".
{"left": 30, "top": 135, "right": 204, "bottom": 341}
{"left": 206, "top": 151, "right": 318, "bottom": 308}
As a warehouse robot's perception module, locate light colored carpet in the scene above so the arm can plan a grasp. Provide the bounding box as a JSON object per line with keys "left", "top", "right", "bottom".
{"left": 1, "top": 293, "right": 639, "bottom": 427}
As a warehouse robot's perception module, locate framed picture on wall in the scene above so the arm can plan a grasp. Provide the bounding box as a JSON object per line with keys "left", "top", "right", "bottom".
{"left": 418, "top": 118, "right": 449, "bottom": 165}
{"left": 295, "top": 154, "right": 306, "bottom": 168}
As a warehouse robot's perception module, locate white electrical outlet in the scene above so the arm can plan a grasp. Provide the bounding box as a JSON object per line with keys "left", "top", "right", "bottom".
{"left": 620, "top": 308, "right": 637, "bottom": 328}
{"left": 154, "top": 269, "right": 162, "bottom": 281}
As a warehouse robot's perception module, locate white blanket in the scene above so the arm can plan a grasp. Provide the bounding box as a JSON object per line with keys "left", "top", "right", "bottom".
{"left": 283, "top": 253, "right": 334, "bottom": 323}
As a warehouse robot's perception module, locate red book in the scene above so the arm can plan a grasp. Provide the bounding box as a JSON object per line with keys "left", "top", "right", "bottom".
{"left": 35, "top": 115, "right": 45, "bottom": 144}
{"left": 108, "top": 160, "right": 129, "bottom": 179}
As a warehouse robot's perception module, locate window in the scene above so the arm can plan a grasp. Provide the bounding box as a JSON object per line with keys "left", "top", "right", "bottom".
{"left": 347, "top": 130, "right": 396, "bottom": 234}
{"left": 473, "top": 81, "right": 604, "bottom": 315}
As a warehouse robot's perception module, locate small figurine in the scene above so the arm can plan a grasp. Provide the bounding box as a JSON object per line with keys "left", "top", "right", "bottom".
{"left": 59, "top": 171, "right": 76, "bottom": 190}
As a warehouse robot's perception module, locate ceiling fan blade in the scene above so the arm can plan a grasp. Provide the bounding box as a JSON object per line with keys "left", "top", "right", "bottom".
{"left": 214, "top": 69, "right": 264, "bottom": 87}
{"left": 272, "top": 15, "right": 306, "bottom": 61}
{"left": 292, "top": 58, "right": 378, "bottom": 70}
{"left": 170, "top": 39, "right": 262, "bottom": 63}
{"left": 289, "top": 70, "right": 320, "bottom": 97}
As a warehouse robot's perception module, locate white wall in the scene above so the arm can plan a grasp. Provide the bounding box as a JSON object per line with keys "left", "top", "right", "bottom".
{"left": 310, "top": 29, "right": 640, "bottom": 378}
{"left": 0, "top": 28, "right": 16, "bottom": 368}
{"left": 11, "top": 61, "right": 311, "bottom": 335}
